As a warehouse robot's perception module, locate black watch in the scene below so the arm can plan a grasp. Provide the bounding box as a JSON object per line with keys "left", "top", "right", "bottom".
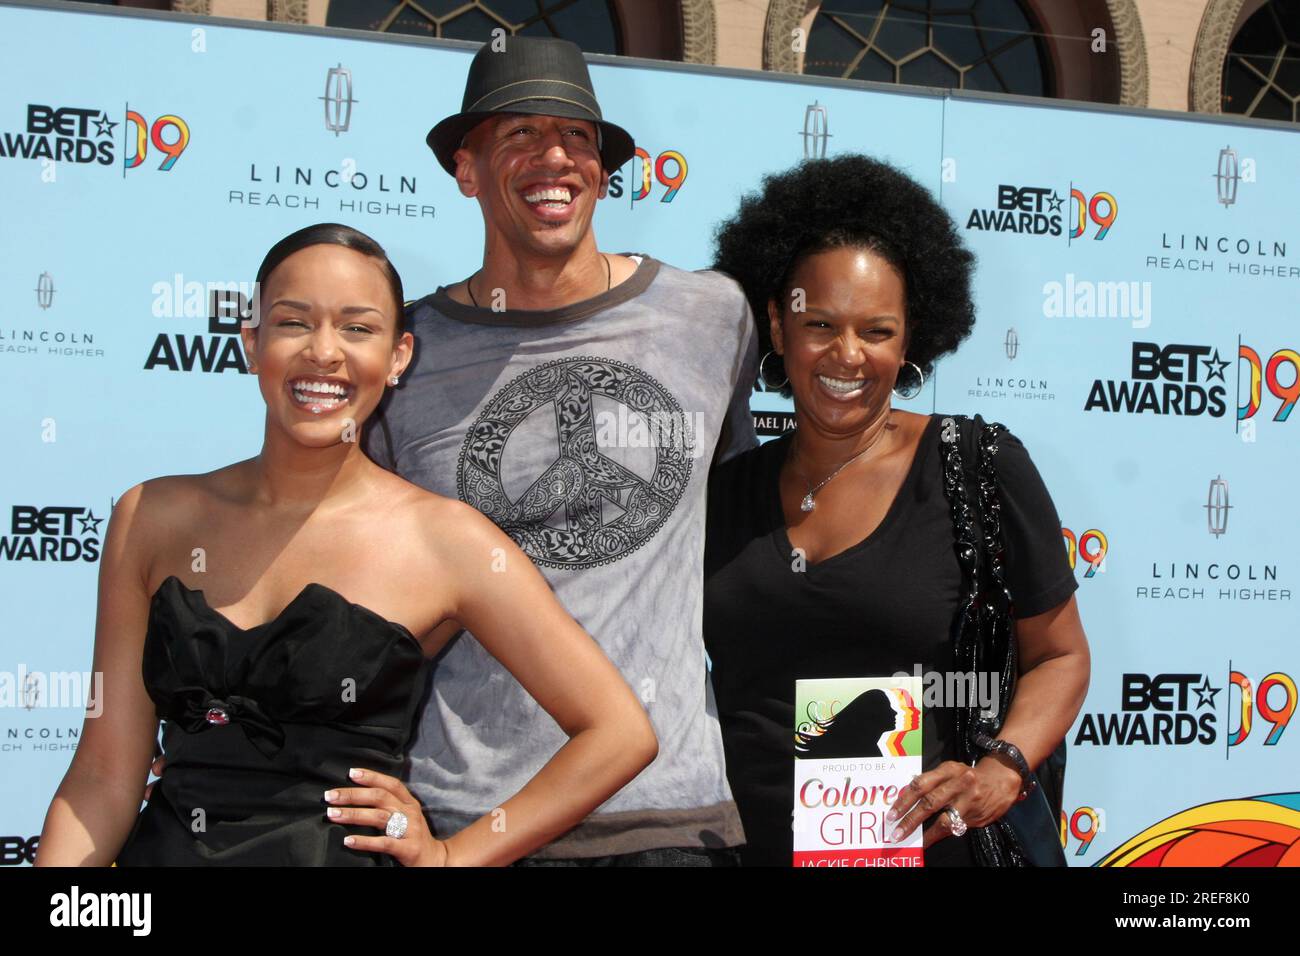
{"left": 972, "top": 731, "right": 1037, "bottom": 800}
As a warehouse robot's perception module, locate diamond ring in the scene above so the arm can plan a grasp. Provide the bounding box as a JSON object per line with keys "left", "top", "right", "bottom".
{"left": 385, "top": 810, "right": 409, "bottom": 840}
{"left": 944, "top": 806, "right": 968, "bottom": 837}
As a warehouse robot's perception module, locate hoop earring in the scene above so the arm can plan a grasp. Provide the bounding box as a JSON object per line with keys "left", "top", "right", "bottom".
{"left": 892, "top": 361, "right": 925, "bottom": 400}
{"left": 759, "top": 350, "right": 788, "bottom": 390}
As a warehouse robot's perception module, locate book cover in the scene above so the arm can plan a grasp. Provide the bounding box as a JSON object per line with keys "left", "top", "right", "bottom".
{"left": 793, "top": 676, "right": 924, "bottom": 867}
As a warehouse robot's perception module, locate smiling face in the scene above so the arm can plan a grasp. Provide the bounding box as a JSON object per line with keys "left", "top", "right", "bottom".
{"left": 239, "top": 243, "right": 412, "bottom": 447}
{"left": 768, "top": 246, "right": 908, "bottom": 440}
{"left": 453, "top": 112, "right": 609, "bottom": 259}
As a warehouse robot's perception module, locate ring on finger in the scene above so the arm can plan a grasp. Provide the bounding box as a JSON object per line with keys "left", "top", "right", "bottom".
{"left": 944, "top": 806, "right": 968, "bottom": 837}
{"left": 385, "top": 810, "right": 409, "bottom": 840}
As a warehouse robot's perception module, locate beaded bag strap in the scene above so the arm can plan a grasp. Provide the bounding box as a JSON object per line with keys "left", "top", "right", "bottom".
{"left": 939, "top": 415, "right": 1027, "bottom": 866}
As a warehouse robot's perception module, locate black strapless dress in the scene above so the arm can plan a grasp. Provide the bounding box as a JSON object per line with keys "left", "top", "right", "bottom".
{"left": 116, "top": 575, "right": 429, "bottom": 866}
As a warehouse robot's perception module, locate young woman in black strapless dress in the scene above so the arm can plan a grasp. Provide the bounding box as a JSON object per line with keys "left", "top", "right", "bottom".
{"left": 35, "top": 224, "right": 658, "bottom": 866}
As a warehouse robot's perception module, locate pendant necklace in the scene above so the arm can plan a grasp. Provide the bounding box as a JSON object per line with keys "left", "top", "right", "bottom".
{"left": 791, "top": 416, "right": 891, "bottom": 513}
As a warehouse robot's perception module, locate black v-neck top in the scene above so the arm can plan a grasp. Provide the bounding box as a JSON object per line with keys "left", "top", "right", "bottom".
{"left": 703, "top": 414, "right": 1077, "bottom": 866}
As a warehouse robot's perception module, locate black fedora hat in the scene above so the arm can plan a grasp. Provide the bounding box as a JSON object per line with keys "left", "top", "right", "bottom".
{"left": 426, "top": 36, "right": 634, "bottom": 176}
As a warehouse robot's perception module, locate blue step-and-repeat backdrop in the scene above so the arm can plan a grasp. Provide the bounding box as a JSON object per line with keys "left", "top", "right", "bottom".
{"left": 1, "top": 1, "right": 1296, "bottom": 866}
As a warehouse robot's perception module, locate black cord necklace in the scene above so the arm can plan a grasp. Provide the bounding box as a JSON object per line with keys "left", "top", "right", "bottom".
{"left": 467, "top": 254, "right": 610, "bottom": 307}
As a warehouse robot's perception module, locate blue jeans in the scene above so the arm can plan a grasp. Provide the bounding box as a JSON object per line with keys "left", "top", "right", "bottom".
{"left": 513, "top": 846, "right": 741, "bottom": 867}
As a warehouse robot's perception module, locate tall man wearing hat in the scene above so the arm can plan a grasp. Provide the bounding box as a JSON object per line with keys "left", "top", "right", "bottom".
{"left": 363, "top": 36, "right": 757, "bottom": 865}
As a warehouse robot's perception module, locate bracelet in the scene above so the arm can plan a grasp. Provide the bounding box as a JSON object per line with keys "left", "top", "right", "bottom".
{"left": 972, "top": 731, "right": 1037, "bottom": 801}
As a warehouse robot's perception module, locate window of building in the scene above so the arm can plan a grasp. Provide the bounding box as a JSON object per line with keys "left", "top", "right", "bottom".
{"left": 800, "top": 0, "right": 1052, "bottom": 96}
{"left": 325, "top": 1, "right": 619, "bottom": 53}
{"left": 1222, "top": 0, "right": 1300, "bottom": 121}
{"left": 769, "top": 0, "right": 1146, "bottom": 107}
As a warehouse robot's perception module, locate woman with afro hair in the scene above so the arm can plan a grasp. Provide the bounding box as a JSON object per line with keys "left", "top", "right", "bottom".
{"left": 703, "top": 155, "right": 1090, "bottom": 867}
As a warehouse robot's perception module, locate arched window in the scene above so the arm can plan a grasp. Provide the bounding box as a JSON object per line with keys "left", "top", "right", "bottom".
{"left": 326, "top": 0, "right": 619, "bottom": 51}
{"left": 1221, "top": 0, "right": 1299, "bottom": 121}
{"left": 315, "top": 0, "right": 715, "bottom": 62}
{"left": 765, "top": 0, "right": 1148, "bottom": 107}
{"left": 800, "top": 0, "right": 1051, "bottom": 96}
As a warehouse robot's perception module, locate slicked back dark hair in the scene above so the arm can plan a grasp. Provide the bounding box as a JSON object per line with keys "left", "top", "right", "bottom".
{"left": 254, "top": 222, "right": 407, "bottom": 339}
{"left": 712, "top": 154, "right": 976, "bottom": 398}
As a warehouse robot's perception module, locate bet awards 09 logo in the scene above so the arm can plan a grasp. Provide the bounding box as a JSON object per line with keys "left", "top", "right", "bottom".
{"left": 0, "top": 505, "right": 102, "bottom": 562}
{"left": 1075, "top": 668, "right": 1295, "bottom": 752}
{"left": 0, "top": 103, "right": 189, "bottom": 171}
{"left": 1075, "top": 673, "right": 1220, "bottom": 746}
{"left": 965, "top": 183, "right": 1115, "bottom": 240}
{"left": 1084, "top": 341, "right": 1228, "bottom": 416}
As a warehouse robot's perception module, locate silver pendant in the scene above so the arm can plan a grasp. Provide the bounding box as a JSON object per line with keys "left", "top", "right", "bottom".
{"left": 800, "top": 493, "right": 815, "bottom": 512}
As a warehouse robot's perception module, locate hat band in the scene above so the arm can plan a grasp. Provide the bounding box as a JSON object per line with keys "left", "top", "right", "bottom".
{"left": 481, "top": 93, "right": 602, "bottom": 122}
{"left": 466, "top": 77, "right": 600, "bottom": 115}
{"left": 455, "top": 100, "right": 606, "bottom": 151}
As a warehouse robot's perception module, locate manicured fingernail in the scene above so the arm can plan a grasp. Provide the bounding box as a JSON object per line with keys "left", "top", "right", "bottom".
{"left": 910, "top": 774, "right": 921, "bottom": 785}
{"left": 344, "top": 836, "right": 355, "bottom": 847}
{"left": 348, "top": 768, "right": 363, "bottom": 780}
{"left": 326, "top": 807, "right": 341, "bottom": 819}
{"left": 323, "top": 790, "right": 337, "bottom": 802}
{"left": 891, "top": 828, "right": 903, "bottom": 842}
{"left": 885, "top": 807, "right": 899, "bottom": 822}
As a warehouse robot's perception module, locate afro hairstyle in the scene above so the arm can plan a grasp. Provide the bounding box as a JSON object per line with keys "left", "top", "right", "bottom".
{"left": 712, "top": 153, "right": 976, "bottom": 397}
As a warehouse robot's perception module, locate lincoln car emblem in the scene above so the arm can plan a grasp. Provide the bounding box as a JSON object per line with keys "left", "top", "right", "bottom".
{"left": 1206, "top": 475, "right": 1231, "bottom": 538}
{"left": 801, "top": 101, "right": 831, "bottom": 159}
{"left": 1005, "top": 327, "right": 1019, "bottom": 360}
{"left": 23, "top": 673, "right": 39, "bottom": 711}
{"left": 322, "top": 64, "right": 357, "bottom": 135}
{"left": 1215, "top": 146, "right": 1239, "bottom": 208}
{"left": 35, "top": 271, "right": 55, "bottom": 310}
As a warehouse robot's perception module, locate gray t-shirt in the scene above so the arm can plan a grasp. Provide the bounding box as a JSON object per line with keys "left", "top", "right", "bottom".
{"left": 364, "top": 254, "right": 758, "bottom": 858}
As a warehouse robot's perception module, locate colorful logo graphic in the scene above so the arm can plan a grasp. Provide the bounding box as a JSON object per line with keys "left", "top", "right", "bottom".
{"left": 964, "top": 183, "right": 1116, "bottom": 241}
{"left": 124, "top": 108, "right": 189, "bottom": 172}
{"left": 796, "top": 685, "right": 921, "bottom": 758}
{"left": 1062, "top": 806, "right": 1106, "bottom": 856}
{"left": 630, "top": 146, "right": 687, "bottom": 204}
{"left": 1238, "top": 341, "right": 1299, "bottom": 423}
{"left": 1062, "top": 526, "right": 1108, "bottom": 578}
{"left": 1070, "top": 187, "right": 1117, "bottom": 240}
{"left": 1227, "top": 669, "right": 1296, "bottom": 748}
{"left": 1097, "top": 793, "right": 1300, "bottom": 866}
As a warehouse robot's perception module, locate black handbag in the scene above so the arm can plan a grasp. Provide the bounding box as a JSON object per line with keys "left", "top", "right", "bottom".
{"left": 938, "top": 414, "right": 1067, "bottom": 867}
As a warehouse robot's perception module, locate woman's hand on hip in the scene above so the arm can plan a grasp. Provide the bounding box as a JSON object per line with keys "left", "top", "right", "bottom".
{"left": 325, "top": 767, "right": 448, "bottom": 866}
{"left": 886, "top": 757, "right": 1023, "bottom": 847}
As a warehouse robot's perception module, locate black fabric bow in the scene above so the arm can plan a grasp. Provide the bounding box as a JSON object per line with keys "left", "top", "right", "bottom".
{"left": 175, "top": 686, "right": 286, "bottom": 758}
